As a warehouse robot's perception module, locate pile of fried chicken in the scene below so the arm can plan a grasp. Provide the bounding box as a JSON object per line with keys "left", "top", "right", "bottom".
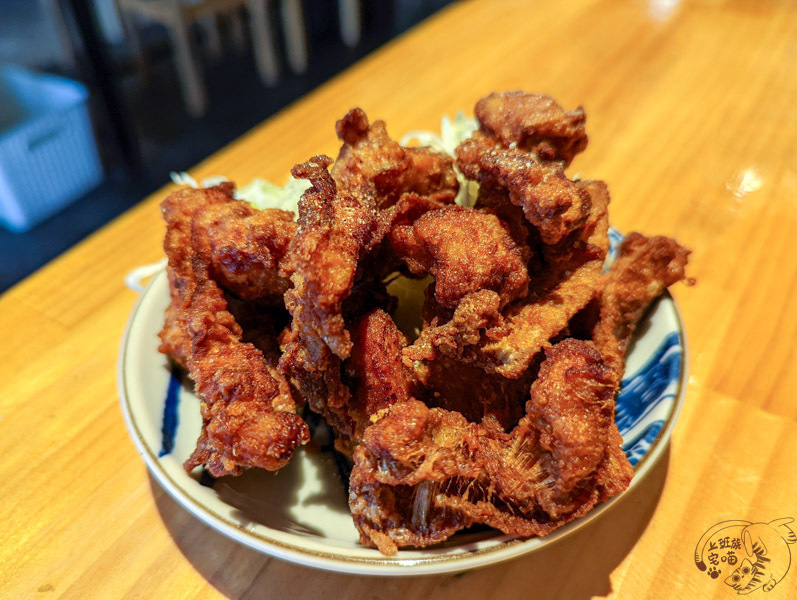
{"left": 158, "top": 91, "right": 691, "bottom": 555}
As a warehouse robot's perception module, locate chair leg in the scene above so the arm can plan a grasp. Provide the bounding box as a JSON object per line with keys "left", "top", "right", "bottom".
{"left": 339, "top": 0, "right": 361, "bottom": 48}
{"left": 166, "top": 11, "right": 208, "bottom": 117}
{"left": 45, "top": 0, "right": 79, "bottom": 69}
{"left": 199, "top": 15, "right": 223, "bottom": 62}
{"left": 115, "top": 3, "right": 147, "bottom": 80}
{"left": 123, "top": 13, "right": 146, "bottom": 69}
{"left": 248, "top": 0, "right": 279, "bottom": 86}
{"left": 281, "top": 0, "right": 308, "bottom": 74}
{"left": 228, "top": 8, "right": 248, "bottom": 54}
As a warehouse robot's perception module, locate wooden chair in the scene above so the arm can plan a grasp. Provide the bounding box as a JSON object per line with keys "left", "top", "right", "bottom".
{"left": 114, "top": 0, "right": 309, "bottom": 117}
{"left": 338, "top": 0, "right": 360, "bottom": 48}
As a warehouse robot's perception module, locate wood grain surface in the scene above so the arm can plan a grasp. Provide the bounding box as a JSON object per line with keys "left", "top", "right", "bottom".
{"left": 2, "top": 0, "right": 796, "bottom": 598}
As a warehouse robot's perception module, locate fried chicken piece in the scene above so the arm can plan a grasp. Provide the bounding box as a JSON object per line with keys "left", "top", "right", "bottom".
{"left": 593, "top": 232, "right": 692, "bottom": 367}
{"left": 158, "top": 184, "right": 295, "bottom": 366}
{"left": 474, "top": 185, "right": 536, "bottom": 265}
{"left": 179, "top": 280, "right": 308, "bottom": 477}
{"left": 407, "top": 286, "right": 529, "bottom": 430}
{"left": 278, "top": 314, "right": 352, "bottom": 441}
{"left": 165, "top": 181, "right": 295, "bottom": 303}
{"left": 456, "top": 91, "right": 590, "bottom": 246}
{"left": 437, "top": 339, "right": 632, "bottom": 528}
{"left": 412, "top": 353, "right": 534, "bottom": 431}
{"left": 278, "top": 161, "right": 441, "bottom": 449}
{"left": 203, "top": 203, "right": 296, "bottom": 302}
{"left": 403, "top": 180, "right": 609, "bottom": 379}
{"left": 329, "top": 107, "right": 460, "bottom": 286}
{"left": 407, "top": 290, "right": 534, "bottom": 434}
{"left": 280, "top": 155, "right": 379, "bottom": 359}
{"left": 332, "top": 108, "right": 459, "bottom": 207}
{"left": 361, "top": 192, "right": 454, "bottom": 284}
{"left": 349, "top": 339, "right": 633, "bottom": 555}
{"left": 474, "top": 91, "right": 588, "bottom": 165}
{"left": 281, "top": 110, "right": 460, "bottom": 361}
{"left": 277, "top": 157, "right": 367, "bottom": 445}
{"left": 158, "top": 185, "right": 309, "bottom": 477}
{"left": 523, "top": 340, "right": 629, "bottom": 517}
{"left": 389, "top": 205, "right": 530, "bottom": 309}
{"left": 474, "top": 179, "right": 610, "bottom": 377}
{"left": 279, "top": 114, "right": 460, "bottom": 448}
{"left": 403, "top": 289, "right": 503, "bottom": 365}
{"left": 160, "top": 301, "right": 191, "bottom": 369}
{"left": 457, "top": 134, "right": 591, "bottom": 245}
{"left": 341, "top": 309, "right": 417, "bottom": 443}
{"left": 348, "top": 404, "right": 479, "bottom": 555}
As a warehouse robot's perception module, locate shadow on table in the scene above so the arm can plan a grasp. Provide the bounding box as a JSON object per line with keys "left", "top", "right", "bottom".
{"left": 150, "top": 446, "right": 671, "bottom": 600}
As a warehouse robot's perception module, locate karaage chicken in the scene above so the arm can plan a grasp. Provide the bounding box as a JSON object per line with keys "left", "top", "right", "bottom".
{"left": 349, "top": 339, "right": 633, "bottom": 555}
{"left": 156, "top": 91, "right": 691, "bottom": 557}
{"left": 158, "top": 184, "right": 309, "bottom": 477}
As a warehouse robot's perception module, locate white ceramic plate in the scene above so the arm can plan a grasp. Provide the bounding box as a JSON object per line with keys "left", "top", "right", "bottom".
{"left": 118, "top": 233, "right": 687, "bottom": 575}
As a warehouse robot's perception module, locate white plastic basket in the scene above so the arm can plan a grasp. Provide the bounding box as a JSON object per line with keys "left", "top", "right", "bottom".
{"left": 0, "top": 65, "right": 103, "bottom": 232}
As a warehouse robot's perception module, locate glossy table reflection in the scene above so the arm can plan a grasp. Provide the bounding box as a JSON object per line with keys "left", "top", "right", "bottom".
{"left": 2, "top": 0, "right": 796, "bottom": 597}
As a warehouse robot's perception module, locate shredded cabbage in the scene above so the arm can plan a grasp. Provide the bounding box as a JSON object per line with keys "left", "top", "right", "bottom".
{"left": 400, "top": 112, "right": 480, "bottom": 207}
{"left": 169, "top": 114, "right": 479, "bottom": 211}
{"left": 236, "top": 177, "right": 311, "bottom": 212}
{"left": 169, "top": 171, "right": 201, "bottom": 189}
{"left": 169, "top": 171, "right": 310, "bottom": 213}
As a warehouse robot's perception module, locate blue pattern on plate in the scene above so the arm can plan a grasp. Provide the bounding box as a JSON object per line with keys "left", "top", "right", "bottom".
{"left": 159, "top": 366, "right": 182, "bottom": 457}
{"left": 616, "top": 331, "right": 681, "bottom": 464}
{"left": 623, "top": 420, "right": 665, "bottom": 466}
{"left": 607, "top": 228, "right": 682, "bottom": 465}
{"left": 605, "top": 228, "right": 624, "bottom": 271}
{"left": 616, "top": 331, "right": 681, "bottom": 433}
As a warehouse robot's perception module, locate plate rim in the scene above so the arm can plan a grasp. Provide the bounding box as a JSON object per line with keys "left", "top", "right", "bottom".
{"left": 117, "top": 268, "right": 688, "bottom": 576}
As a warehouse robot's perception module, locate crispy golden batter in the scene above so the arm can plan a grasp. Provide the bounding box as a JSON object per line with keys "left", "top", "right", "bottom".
{"left": 281, "top": 156, "right": 379, "bottom": 359}
{"left": 405, "top": 289, "right": 502, "bottom": 362}
{"left": 474, "top": 180, "right": 610, "bottom": 377}
{"left": 457, "top": 92, "right": 590, "bottom": 248}
{"left": 390, "top": 205, "right": 529, "bottom": 309}
{"left": 402, "top": 180, "right": 609, "bottom": 379}
{"left": 593, "top": 232, "right": 692, "bottom": 367}
{"left": 160, "top": 301, "right": 191, "bottom": 369}
{"left": 332, "top": 108, "right": 459, "bottom": 207}
{"left": 158, "top": 184, "right": 296, "bottom": 367}
{"left": 277, "top": 157, "right": 369, "bottom": 445}
{"left": 349, "top": 339, "right": 633, "bottom": 555}
{"left": 279, "top": 114, "right": 459, "bottom": 449}
{"left": 158, "top": 185, "right": 309, "bottom": 477}
{"left": 348, "top": 403, "right": 479, "bottom": 554}
{"left": 474, "top": 91, "right": 588, "bottom": 165}
{"left": 204, "top": 204, "right": 296, "bottom": 302}
{"left": 342, "top": 309, "right": 417, "bottom": 441}
{"left": 156, "top": 93, "right": 692, "bottom": 556}
{"left": 457, "top": 134, "right": 590, "bottom": 245}
{"left": 281, "top": 108, "right": 460, "bottom": 361}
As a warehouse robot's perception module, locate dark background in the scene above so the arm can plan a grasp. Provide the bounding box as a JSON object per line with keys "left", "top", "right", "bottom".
{"left": 0, "top": 0, "right": 453, "bottom": 292}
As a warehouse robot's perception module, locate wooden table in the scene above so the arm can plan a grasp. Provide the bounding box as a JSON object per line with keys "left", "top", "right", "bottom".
{"left": 3, "top": 0, "right": 796, "bottom": 597}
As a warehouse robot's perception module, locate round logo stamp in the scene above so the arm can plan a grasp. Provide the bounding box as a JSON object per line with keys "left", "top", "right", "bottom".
{"left": 694, "top": 518, "right": 795, "bottom": 594}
